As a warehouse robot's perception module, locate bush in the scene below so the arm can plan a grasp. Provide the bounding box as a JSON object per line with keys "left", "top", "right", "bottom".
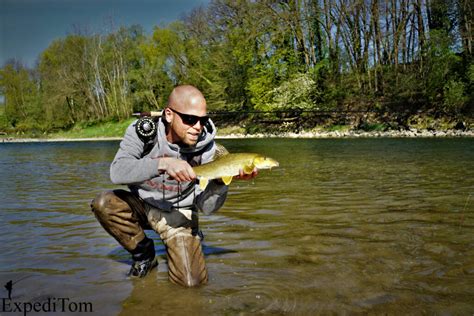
{"left": 358, "top": 122, "right": 387, "bottom": 131}
{"left": 0, "top": 106, "right": 11, "bottom": 133}
{"left": 443, "top": 79, "right": 467, "bottom": 115}
{"left": 267, "top": 73, "right": 318, "bottom": 111}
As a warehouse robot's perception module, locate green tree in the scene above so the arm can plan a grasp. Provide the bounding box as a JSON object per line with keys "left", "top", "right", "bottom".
{"left": 38, "top": 35, "right": 95, "bottom": 127}
{"left": 0, "top": 60, "right": 41, "bottom": 130}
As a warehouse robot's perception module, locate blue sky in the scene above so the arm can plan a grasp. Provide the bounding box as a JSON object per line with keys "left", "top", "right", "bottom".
{"left": 0, "top": 0, "right": 210, "bottom": 68}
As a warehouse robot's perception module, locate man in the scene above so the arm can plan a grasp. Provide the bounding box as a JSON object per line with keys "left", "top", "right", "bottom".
{"left": 91, "top": 85, "right": 256, "bottom": 287}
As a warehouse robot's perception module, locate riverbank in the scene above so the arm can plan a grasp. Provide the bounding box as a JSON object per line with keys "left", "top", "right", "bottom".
{"left": 1, "top": 128, "right": 473, "bottom": 143}
{"left": 218, "top": 129, "right": 474, "bottom": 139}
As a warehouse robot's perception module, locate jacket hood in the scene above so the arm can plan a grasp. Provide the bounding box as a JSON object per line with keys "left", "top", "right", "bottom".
{"left": 156, "top": 117, "right": 216, "bottom": 155}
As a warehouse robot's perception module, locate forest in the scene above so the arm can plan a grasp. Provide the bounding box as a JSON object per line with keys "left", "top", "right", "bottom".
{"left": 0, "top": 0, "right": 472, "bottom": 134}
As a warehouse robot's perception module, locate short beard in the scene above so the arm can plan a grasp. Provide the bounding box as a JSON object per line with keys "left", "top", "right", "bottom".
{"left": 179, "top": 139, "right": 197, "bottom": 148}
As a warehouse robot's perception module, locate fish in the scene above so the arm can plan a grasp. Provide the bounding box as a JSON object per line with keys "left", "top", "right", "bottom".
{"left": 193, "top": 152, "right": 279, "bottom": 190}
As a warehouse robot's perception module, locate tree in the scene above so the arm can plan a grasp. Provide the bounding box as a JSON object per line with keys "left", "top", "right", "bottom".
{"left": 0, "top": 60, "right": 41, "bottom": 129}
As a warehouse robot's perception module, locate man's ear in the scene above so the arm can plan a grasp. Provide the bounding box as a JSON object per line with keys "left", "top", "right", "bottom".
{"left": 164, "top": 108, "right": 173, "bottom": 124}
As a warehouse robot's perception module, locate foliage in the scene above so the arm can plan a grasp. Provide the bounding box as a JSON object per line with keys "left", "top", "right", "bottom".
{"left": 0, "top": 105, "right": 10, "bottom": 131}
{"left": 0, "top": 0, "right": 472, "bottom": 134}
{"left": 468, "top": 63, "right": 474, "bottom": 112}
{"left": 266, "top": 72, "right": 317, "bottom": 110}
{"left": 443, "top": 80, "right": 467, "bottom": 114}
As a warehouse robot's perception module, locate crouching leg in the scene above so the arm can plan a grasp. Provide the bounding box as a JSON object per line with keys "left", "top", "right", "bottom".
{"left": 149, "top": 209, "right": 208, "bottom": 287}
{"left": 91, "top": 190, "right": 157, "bottom": 277}
{"left": 165, "top": 228, "right": 207, "bottom": 287}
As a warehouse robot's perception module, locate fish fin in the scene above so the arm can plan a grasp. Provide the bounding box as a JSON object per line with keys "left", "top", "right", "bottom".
{"left": 243, "top": 164, "right": 255, "bottom": 174}
{"left": 199, "top": 178, "right": 209, "bottom": 190}
{"left": 221, "top": 176, "right": 233, "bottom": 185}
{"left": 212, "top": 143, "right": 229, "bottom": 161}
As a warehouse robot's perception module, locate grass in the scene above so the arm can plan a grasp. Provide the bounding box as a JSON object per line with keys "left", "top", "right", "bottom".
{"left": 51, "top": 120, "right": 248, "bottom": 139}
{"left": 48, "top": 120, "right": 248, "bottom": 139}
{"left": 1, "top": 115, "right": 470, "bottom": 140}
{"left": 217, "top": 125, "right": 246, "bottom": 135}
{"left": 50, "top": 119, "right": 135, "bottom": 139}
{"left": 1, "top": 118, "right": 246, "bottom": 139}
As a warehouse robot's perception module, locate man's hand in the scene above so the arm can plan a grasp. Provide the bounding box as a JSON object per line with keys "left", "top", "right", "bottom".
{"left": 234, "top": 167, "right": 258, "bottom": 180}
{"left": 158, "top": 157, "right": 196, "bottom": 182}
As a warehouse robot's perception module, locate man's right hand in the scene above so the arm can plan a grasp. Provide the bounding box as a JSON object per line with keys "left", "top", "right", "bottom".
{"left": 157, "top": 157, "right": 196, "bottom": 182}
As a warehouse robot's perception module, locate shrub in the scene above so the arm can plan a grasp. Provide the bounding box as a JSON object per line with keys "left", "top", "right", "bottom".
{"left": 443, "top": 79, "right": 467, "bottom": 115}
{"left": 267, "top": 73, "right": 318, "bottom": 111}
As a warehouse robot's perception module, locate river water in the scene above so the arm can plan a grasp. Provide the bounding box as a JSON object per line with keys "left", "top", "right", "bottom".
{"left": 0, "top": 138, "right": 473, "bottom": 315}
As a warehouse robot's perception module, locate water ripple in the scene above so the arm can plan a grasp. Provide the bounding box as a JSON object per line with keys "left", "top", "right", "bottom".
{"left": 1, "top": 139, "right": 473, "bottom": 314}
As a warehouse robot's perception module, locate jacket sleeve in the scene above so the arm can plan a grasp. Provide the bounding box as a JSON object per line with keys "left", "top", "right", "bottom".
{"left": 195, "top": 180, "right": 229, "bottom": 215}
{"left": 110, "top": 122, "right": 161, "bottom": 185}
{"left": 194, "top": 141, "right": 229, "bottom": 215}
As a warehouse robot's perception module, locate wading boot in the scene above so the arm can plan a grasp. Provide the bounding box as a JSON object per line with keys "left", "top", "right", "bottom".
{"left": 128, "top": 236, "right": 158, "bottom": 278}
{"left": 128, "top": 256, "right": 158, "bottom": 278}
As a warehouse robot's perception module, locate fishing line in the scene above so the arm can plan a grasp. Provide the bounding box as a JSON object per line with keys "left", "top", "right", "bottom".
{"left": 162, "top": 176, "right": 165, "bottom": 201}
{"left": 162, "top": 153, "right": 166, "bottom": 203}
{"left": 176, "top": 151, "right": 180, "bottom": 210}
{"left": 177, "top": 182, "right": 180, "bottom": 210}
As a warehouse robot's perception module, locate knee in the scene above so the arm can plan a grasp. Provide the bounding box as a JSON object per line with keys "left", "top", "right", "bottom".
{"left": 90, "top": 191, "right": 116, "bottom": 215}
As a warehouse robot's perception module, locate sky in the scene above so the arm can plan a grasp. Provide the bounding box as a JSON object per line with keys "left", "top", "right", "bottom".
{"left": 0, "top": 0, "right": 210, "bottom": 68}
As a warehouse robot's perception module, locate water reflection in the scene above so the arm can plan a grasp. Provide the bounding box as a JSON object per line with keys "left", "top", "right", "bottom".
{"left": 0, "top": 139, "right": 473, "bottom": 314}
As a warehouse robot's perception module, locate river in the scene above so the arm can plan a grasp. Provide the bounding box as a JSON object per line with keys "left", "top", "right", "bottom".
{"left": 0, "top": 138, "right": 473, "bottom": 315}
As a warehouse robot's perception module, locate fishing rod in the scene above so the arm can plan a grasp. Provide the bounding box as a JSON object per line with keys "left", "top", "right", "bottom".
{"left": 207, "top": 109, "right": 382, "bottom": 115}
{"left": 132, "top": 109, "right": 420, "bottom": 117}
{"left": 132, "top": 111, "right": 163, "bottom": 117}
{"left": 131, "top": 107, "right": 418, "bottom": 139}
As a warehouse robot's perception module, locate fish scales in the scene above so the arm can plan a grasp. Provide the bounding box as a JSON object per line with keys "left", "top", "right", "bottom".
{"left": 193, "top": 153, "right": 279, "bottom": 190}
{"left": 194, "top": 153, "right": 258, "bottom": 179}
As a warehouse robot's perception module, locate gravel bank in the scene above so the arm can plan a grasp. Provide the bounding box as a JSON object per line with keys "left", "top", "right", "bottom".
{"left": 217, "top": 129, "right": 474, "bottom": 139}
{"left": 1, "top": 129, "right": 473, "bottom": 143}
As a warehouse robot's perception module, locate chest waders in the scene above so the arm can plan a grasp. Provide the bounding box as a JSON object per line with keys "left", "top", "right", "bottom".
{"left": 91, "top": 189, "right": 208, "bottom": 286}
{"left": 91, "top": 119, "right": 208, "bottom": 286}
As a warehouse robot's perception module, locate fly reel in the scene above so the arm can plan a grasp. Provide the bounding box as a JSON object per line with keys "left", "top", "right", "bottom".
{"left": 135, "top": 116, "right": 158, "bottom": 142}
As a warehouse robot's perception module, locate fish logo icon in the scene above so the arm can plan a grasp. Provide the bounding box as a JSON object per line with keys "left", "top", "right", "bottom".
{"left": 4, "top": 280, "right": 13, "bottom": 300}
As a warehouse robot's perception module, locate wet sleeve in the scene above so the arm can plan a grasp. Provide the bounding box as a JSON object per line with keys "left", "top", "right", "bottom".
{"left": 110, "top": 122, "right": 160, "bottom": 185}
{"left": 195, "top": 180, "right": 229, "bottom": 215}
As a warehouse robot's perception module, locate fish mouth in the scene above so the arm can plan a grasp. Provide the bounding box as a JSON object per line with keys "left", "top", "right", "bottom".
{"left": 254, "top": 156, "right": 279, "bottom": 169}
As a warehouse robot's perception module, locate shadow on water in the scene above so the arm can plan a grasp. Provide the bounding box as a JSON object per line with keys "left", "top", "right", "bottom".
{"left": 1, "top": 139, "right": 474, "bottom": 315}
{"left": 107, "top": 233, "right": 237, "bottom": 266}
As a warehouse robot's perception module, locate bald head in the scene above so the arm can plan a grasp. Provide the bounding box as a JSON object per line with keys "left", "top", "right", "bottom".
{"left": 168, "top": 85, "right": 207, "bottom": 115}
{"left": 164, "top": 85, "right": 208, "bottom": 145}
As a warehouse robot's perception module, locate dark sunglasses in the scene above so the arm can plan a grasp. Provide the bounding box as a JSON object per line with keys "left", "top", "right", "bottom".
{"left": 168, "top": 108, "right": 209, "bottom": 126}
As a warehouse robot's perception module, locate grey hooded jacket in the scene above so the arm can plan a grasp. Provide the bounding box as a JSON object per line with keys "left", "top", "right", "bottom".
{"left": 110, "top": 117, "right": 228, "bottom": 215}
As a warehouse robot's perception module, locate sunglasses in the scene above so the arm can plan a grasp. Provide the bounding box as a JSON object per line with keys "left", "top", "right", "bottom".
{"left": 168, "top": 108, "right": 209, "bottom": 126}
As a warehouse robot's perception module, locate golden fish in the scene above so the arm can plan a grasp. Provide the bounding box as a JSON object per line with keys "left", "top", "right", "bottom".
{"left": 193, "top": 153, "right": 279, "bottom": 190}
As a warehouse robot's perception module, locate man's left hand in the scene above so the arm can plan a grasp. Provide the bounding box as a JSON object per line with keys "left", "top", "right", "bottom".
{"left": 235, "top": 167, "right": 258, "bottom": 180}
